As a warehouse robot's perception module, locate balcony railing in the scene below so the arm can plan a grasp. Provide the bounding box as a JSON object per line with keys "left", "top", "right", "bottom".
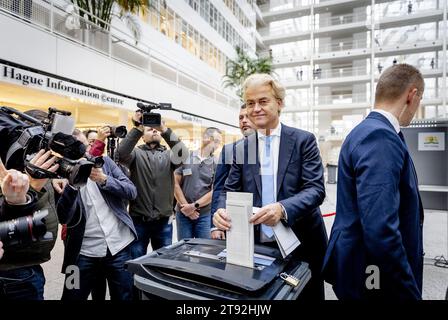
{"left": 0, "top": 0, "right": 240, "bottom": 109}
{"left": 259, "top": 22, "right": 311, "bottom": 37}
{"left": 316, "top": 40, "right": 368, "bottom": 54}
{"left": 379, "top": 0, "right": 440, "bottom": 19}
{"left": 280, "top": 66, "right": 369, "bottom": 83}
{"left": 259, "top": 0, "right": 312, "bottom": 13}
{"left": 317, "top": 12, "right": 368, "bottom": 27}
{"left": 315, "top": 93, "right": 369, "bottom": 105}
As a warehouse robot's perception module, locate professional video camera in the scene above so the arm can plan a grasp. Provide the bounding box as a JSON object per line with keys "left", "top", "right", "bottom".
{"left": 136, "top": 102, "right": 172, "bottom": 127}
{"left": 0, "top": 210, "right": 53, "bottom": 248}
{"left": 0, "top": 106, "right": 94, "bottom": 188}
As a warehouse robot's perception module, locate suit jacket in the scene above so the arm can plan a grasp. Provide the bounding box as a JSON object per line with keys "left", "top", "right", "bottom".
{"left": 322, "top": 112, "right": 424, "bottom": 300}
{"left": 211, "top": 141, "right": 239, "bottom": 227}
{"left": 57, "top": 156, "right": 138, "bottom": 272}
{"left": 216, "top": 123, "right": 328, "bottom": 274}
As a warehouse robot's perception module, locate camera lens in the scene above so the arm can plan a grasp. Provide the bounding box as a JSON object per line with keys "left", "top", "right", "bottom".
{"left": 111, "top": 126, "right": 127, "bottom": 139}
{"left": 0, "top": 210, "right": 50, "bottom": 248}
{"left": 57, "top": 158, "right": 94, "bottom": 188}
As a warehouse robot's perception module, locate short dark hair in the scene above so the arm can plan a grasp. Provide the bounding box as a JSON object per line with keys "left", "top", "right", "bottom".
{"left": 24, "top": 109, "right": 48, "bottom": 122}
{"left": 203, "top": 127, "right": 222, "bottom": 139}
{"left": 375, "top": 64, "right": 424, "bottom": 104}
{"left": 84, "top": 129, "right": 97, "bottom": 139}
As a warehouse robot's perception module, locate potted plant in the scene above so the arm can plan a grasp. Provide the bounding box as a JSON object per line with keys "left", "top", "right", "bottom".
{"left": 69, "top": 0, "right": 150, "bottom": 48}
{"left": 222, "top": 46, "right": 274, "bottom": 99}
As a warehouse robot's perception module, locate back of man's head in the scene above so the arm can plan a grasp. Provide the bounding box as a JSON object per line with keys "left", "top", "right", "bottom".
{"left": 375, "top": 64, "right": 424, "bottom": 105}
{"left": 203, "top": 127, "right": 222, "bottom": 140}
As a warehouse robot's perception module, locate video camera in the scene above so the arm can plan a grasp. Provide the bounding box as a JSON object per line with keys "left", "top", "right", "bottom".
{"left": 0, "top": 210, "right": 53, "bottom": 248}
{"left": 0, "top": 106, "right": 94, "bottom": 188}
{"left": 136, "top": 102, "right": 172, "bottom": 127}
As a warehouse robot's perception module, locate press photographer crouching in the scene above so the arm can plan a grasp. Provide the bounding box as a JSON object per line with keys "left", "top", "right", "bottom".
{"left": 58, "top": 127, "right": 138, "bottom": 301}
{"left": 0, "top": 107, "right": 88, "bottom": 300}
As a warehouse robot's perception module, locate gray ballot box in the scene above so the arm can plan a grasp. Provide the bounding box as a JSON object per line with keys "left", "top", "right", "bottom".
{"left": 125, "top": 238, "right": 311, "bottom": 300}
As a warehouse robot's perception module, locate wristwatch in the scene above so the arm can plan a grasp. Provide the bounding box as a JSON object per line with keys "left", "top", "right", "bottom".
{"left": 194, "top": 202, "right": 200, "bottom": 209}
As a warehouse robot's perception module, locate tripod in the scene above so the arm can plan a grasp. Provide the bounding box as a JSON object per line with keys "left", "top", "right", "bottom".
{"left": 107, "top": 137, "right": 119, "bottom": 163}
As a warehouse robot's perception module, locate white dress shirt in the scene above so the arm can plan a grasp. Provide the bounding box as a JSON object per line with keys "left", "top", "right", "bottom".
{"left": 371, "top": 109, "right": 400, "bottom": 133}
{"left": 257, "top": 122, "right": 282, "bottom": 202}
{"left": 80, "top": 179, "right": 134, "bottom": 258}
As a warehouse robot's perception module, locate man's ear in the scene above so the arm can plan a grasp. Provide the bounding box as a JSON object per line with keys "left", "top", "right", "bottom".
{"left": 407, "top": 87, "right": 418, "bottom": 104}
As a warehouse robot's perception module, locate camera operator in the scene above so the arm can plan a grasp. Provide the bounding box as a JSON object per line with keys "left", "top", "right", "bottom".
{"left": 0, "top": 152, "right": 61, "bottom": 300}
{"left": 58, "top": 132, "right": 138, "bottom": 300}
{"left": 117, "top": 111, "right": 189, "bottom": 258}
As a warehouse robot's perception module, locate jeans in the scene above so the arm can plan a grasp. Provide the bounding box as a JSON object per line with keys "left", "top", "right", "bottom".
{"left": 0, "top": 265, "right": 45, "bottom": 300}
{"left": 61, "top": 246, "right": 133, "bottom": 301}
{"left": 176, "top": 211, "right": 211, "bottom": 241}
{"left": 129, "top": 216, "right": 173, "bottom": 259}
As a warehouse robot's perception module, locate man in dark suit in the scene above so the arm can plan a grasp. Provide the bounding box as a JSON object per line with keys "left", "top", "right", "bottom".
{"left": 210, "top": 104, "right": 256, "bottom": 240}
{"left": 322, "top": 63, "right": 425, "bottom": 300}
{"left": 213, "top": 73, "right": 328, "bottom": 300}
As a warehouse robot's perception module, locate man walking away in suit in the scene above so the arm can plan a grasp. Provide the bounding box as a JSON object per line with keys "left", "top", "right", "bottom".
{"left": 213, "top": 73, "right": 328, "bottom": 300}
{"left": 322, "top": 63, "right": 425, "bottom": 300}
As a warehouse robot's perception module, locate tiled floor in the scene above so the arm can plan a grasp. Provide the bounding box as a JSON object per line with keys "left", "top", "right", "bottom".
{"left": 42, "top": 183, "right": 448, "bottom": 300}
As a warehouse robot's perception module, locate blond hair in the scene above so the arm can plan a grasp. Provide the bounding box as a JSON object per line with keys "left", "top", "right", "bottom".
{"left": 242, "top": 73, "right": 286, "bottom": 102}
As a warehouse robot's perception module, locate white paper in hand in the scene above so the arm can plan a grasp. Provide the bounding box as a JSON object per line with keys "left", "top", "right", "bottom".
{"left": 253, "top": 207, "right": 301, "bottom": 258}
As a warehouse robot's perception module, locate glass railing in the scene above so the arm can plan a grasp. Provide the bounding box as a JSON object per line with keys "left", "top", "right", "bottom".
{"left": 316, "top": 12, "right": 368, "bottom": 28}
{"left": 280, "top": 66, "right": 369, "bottom": 83}
{"left": 258, "top": 22, "right": 311, "bottom": 37}
{"left": 315, "top": 93, "right": 369, "bottom": 105}
{"left": 259, "top": 0, "right": 312, "bottom": 13}
{"left": 377, "top": 30, "right": 440, "bottom": 48}
{"left": 0, "top": 0, "right": 239, "bottom": 109}
{"left": 379, "top": 0, "right": 440, "bottom": 19}
{"left": 316, "top": 40, "right": 368, "bottom": 54}
{"left": 270, "top": 50, "right": 311, "bottom": 63}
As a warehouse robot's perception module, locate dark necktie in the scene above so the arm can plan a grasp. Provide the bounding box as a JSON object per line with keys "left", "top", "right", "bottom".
{"left": 398, "top": 131, "right": 406, "bottom": 144}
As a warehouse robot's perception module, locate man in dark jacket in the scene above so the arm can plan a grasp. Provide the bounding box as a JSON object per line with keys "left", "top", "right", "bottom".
{"left": 58, "top": 153, "right": 137, "bottom": 300}
{"left": 210, "top": 104, "right": 255, "bottom": 240}
{"left": 117, "top": 111, "right": 189, "bottom": 258}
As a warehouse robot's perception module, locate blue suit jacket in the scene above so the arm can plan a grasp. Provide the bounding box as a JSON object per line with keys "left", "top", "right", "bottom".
{"left": 58, "top": 156, "right": 138, "bottom": 271}
{"left": 211, "top": 141, "right": 239, "bottom": 227}
{"left": 322, "top": 112, "right": 424, "bottom": 300}
{"left": 216, "top": 124, "right": 328, "bottom": 276}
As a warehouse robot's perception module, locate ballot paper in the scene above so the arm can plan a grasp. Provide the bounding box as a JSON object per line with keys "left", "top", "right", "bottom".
{"left": 225, "top": 192, "right": 254, "bottom": 268}
{"left": 253, "top": 207, "right": 301, "bottom": 258}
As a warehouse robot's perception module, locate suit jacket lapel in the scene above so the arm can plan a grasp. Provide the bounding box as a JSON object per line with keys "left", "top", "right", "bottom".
{"left": 277, "top": 124, "right": 295, "bottom": 196}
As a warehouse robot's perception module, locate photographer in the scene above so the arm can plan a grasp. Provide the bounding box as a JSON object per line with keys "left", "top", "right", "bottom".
{"left": 117, "top": 111, "right": 189, "bottom": 258}
{"left": 0, "top": 153, "right": 60, "bottom": 300}
{"left": 58, "top": 132, "right": 138, "bottom": 301}
{"left": 89, "top": 126, "right": 110, "bottom": 156}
